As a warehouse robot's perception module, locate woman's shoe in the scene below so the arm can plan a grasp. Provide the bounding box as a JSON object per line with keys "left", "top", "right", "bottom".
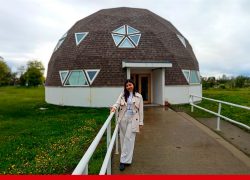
{"left": 124, "top": 163, "right": 131, "bottom": 166}
{"left": 119, "top": 163, "right": 125, "bottom": 171}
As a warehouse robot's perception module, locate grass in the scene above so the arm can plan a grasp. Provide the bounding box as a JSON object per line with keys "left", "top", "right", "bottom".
{"left": 0, "top": 86, "right": 111, "bottom": 174}
{"left": 3, "top": 86, "right": 249, "bottom": 174}
{"left": 171, "top": 88, "right": 250, "bottom": 127}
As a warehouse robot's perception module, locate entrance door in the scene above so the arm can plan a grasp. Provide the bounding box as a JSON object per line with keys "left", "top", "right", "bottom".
{"left": 131, "top": 74, "right": 151, "bottom": 104}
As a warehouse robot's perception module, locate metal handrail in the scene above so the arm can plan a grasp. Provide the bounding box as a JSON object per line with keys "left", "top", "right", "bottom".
{"left": 72, "top": 95, "right": 121, "bottom": 175}
{"left": 190, "top": 95, "right": 250, "bottom": 131}
{"left": 191, "top": 94, "right": 250, "bottom": 111}
{"left": 99, "top": 124, "right": 119, "bottom": 175}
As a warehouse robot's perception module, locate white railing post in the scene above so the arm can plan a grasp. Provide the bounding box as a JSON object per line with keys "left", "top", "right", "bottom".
{"left": 216, "top": 102, "right": 222, "bottom": 131}
{"left": 107, "top": 121, "right": 111, "bottom": 175}
{"left": 83, "top": 164, "right": 88, "bottom": 175}
{"left": 73, "top": 93, "right": 123, "bottom": 175}
{"left": 107, "top": 121, "right": 111, "bottom": 146}
{"left": 191, "top": 95, "right": 194, "bottom": 112}
{"left": 115, "top": 110, "right": 119, "bottom": 155}
{"left": 99, "top": 125, "right": 119, "bottom": 175}
{"left": 72, "top": 112, "right": 115, "bottom": 175}
{"left": 189, "top": 94, "right": 250, "bottom": 131}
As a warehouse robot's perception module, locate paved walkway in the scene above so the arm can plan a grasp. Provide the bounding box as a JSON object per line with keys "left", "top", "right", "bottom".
{"left": 111, "top": 107, "right": 250, "bottom": 174}
{"left": 197, "top": 117, "right": 250, "bottom": 156}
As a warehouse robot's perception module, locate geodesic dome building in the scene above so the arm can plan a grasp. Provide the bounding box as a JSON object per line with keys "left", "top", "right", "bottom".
{"left": 45, "top": 7, "right": 202, "bottom": 107}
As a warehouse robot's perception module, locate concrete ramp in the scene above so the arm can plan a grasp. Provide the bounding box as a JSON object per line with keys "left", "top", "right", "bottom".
{"left": 112, "top": 107, "right": 250, "bottom": 174}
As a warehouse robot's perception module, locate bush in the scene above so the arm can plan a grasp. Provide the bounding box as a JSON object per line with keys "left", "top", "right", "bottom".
{"left": 0, "top": 59, "right": 11, "bottom": 86}
{"left": 19, "top": 60, "right": 45, "bottom": 87}
{"left": 235, "top": 76, "right": 247, "bottom": 88}
{"left": 218, "top": 84, "right": 226, "bottom": 89}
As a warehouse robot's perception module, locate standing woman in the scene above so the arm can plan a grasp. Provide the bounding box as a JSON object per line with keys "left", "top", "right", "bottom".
{"left": 110, "top": 79, "right": 144, "bottom": 171}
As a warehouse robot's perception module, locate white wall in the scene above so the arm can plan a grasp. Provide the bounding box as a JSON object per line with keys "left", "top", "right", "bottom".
{"left": 189, "top": 85, "right": 203, "bottom": 102}
{"left": 46, "top": 84, "right": 202, "bottom": 107}
{"left": 164, "top": 84, "right": 202, "bottom": 104}
{"left": 152, "top": 68, "right": 164, "bottom": 105}
{"left": 45, "top": 87, "right": 123, "bottom": 107}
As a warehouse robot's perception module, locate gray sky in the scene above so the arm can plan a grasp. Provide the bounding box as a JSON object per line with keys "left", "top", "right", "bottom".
{"left": 1, "top": 0, "right": 250, "bottom": 78}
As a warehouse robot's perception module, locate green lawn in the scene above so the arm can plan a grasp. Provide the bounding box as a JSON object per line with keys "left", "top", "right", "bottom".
{"left": 172, "top": 88, "right": 250, "bottom": 127}
{"left": 2, "top": 87, "right": 249, "bottom": 174}
{"left": 0, "top": 86, "right": 110, "bottom": 174}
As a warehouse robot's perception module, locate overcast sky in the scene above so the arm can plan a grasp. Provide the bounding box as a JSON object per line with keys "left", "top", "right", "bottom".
{"left": 0, "top": 0, "right": 250, "bottom": 78}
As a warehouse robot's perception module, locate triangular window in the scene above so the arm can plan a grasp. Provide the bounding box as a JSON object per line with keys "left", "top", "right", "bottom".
{"left": 112, "top": 25, "right": 126, "bottom": 35}
{"left": 75, "top": 32, "right": 88, "bottom": 45}
{"left": 127, "top": 25, "right": 140, "bottom": 34}
{"left": 111, "top": 34, "right": 125, "bottom": 46}
{"left": 177, "top": 34, "right": 186, "bottom": 48}
{"left": 59, "top": 70, "right": 69, "bottom": 84}
{"left": 61, "top": 32, "right": 67, "bottom": 39}
{"left": 64, "top": 70, "right": 89, "bottom": 86}
{"left": 128, "top": 34, "right": 141, "bottom": 46}
{"left": 182, "top": 70, "right": 190, "bottom": 83}
{"left": 85, "top": 69, "right": 100, "bottom": 85}
{"left": 119, "top": 37, "right": 135, "bottom": 48}
{"left": 190, "top": 70, "right": 200, "bottom": 84}
{"left": 54, "top": 32, "right": 68, "bottom": 52}
{"left": 197, "top": 71, "right": 201, "bottom": 82}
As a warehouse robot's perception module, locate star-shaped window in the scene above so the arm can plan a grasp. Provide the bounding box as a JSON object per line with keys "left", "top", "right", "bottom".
{"left": 111, "top": 25, "right": 141, "bottom": 48}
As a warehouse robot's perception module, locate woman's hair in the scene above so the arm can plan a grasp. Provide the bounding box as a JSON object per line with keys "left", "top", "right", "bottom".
{"left": 124, "top": 79, "right": 136, "bottom": 102}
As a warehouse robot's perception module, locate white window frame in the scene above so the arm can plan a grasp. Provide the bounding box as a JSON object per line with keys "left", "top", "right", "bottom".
{"left": 62, "top": 32, "right": 68, "bottom": 39}
{"left": 182, "top": 69, "right": 190, "bottom": 83}
{"left": 189, "top": 70, "right": 200, "bottom": 85}
{"left": 177, "top": 34, "right": 186, "bottom": 48}
{"left": 128, "top": 34, "right": 141, "bottom": 46}
{"left": 111, "top": 24, "right": 141, "bottom": 48}
{"left": 111, "top": 34, "right": 125, "bottom": 46}
{"left": 197, "top": 71, "right": 201, "bottom": 82}
{"left": 75, "top": 32, "right": 89, "bottom": 46}
{"left": 59, "top": 70, "right": 69, "bottom": 85}
{"left": 182, "top": 70, "right": 201, "bottom": 85}
{"left": 64, "top": 70, "right": 89, "bottom": 87}
{"left": 119, "top": 37, "right": 135, "bottom": 48}
{"left": 85, "top": 69, "right": 100, "bottom": 85}
{"left": 54, "top": 39, "right": 64, "bottom": 52}
{"left": 127, "top": 25, "right": 140, "bottom": 35}
{"left": 112, "top": 25, "right": 126, "bottom": 35}
{"left": 54, "top": 32, "right": 68, "bottom": 52}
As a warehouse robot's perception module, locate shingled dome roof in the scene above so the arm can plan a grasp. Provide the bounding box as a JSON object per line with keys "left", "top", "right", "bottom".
{"left": 46, "top": 7, "right": 199, "bottom": 87}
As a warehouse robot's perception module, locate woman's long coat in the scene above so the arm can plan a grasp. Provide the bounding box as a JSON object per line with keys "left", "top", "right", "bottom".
{"left": 112, "top": 92, "right": 144, "bottom": 132}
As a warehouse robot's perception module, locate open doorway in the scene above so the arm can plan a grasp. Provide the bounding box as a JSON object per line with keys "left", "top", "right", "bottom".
{"left": 131, "top": 74, "right": 151, "bottom": 104}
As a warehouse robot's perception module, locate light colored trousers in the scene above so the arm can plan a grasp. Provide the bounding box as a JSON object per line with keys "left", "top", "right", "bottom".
{"left": 119, "top": 113, "right": 136, "bottom": 164}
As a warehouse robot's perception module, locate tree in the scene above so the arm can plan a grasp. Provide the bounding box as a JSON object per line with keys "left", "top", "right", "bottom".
{"left": 228, "top": 77, "right": 236, "bottom": 89}
{"left": 235, "top": 76, "right": 247, "bottom": 88}
{"left": 9, "top": 72, "right": 18, "bottom": 85}
{"left": 21, "top": 60, "right": 45, "bottom": 87}
{"left": 19, "top": 73, "right": 27, "bottom": 86}
{"left": 26, "top": 67, "right": 44, "bottom": 86}
{"left": 202, "top": 77, "right": 209, "bottom": 90}
{"left": 27, "top": 60, "right": 45, "bottom": 74}
{"left": 245, "top": 77, "right": 250, "bottom": 87}
{"left": 17, "top": 65, "right": 26, "bottom": 77}
{"left": 0, "top": 59, "right": 11, "bottom": 86}
{"left": 207, "top": 76, "right": 216, "bottom": 88}
{"left": 217, "top": 74, "right": 229, "bottom": 84}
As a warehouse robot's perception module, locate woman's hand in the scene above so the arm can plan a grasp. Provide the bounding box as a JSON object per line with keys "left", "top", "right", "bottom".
{"left": 110, "top": 106, "right": 116, "bottom": 113}
{"left": 139, "top": 125, "right": 143, "bottom": 130}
